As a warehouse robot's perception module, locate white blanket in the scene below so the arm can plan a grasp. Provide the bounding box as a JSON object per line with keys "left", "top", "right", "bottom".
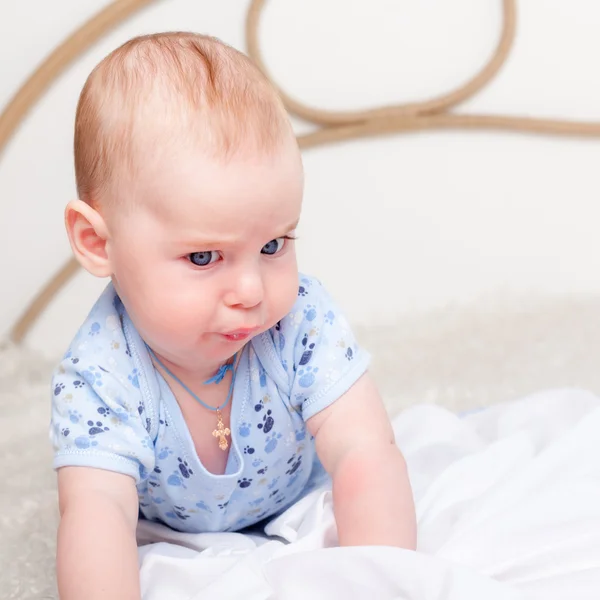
{"left": 136, "top": 389, "right": 600, "bottom": 599}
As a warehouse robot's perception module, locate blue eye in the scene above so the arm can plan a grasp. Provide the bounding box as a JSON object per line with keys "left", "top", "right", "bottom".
{"left": 261, "top": 238, "right": 285, "bottom": 255}
{"left": 189, "top": 251, "right": 219, "bottom": 266}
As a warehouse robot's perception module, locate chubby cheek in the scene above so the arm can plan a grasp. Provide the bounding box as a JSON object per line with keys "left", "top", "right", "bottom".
{"left": 112, "top": 257, "right": 215, "bottom": 345}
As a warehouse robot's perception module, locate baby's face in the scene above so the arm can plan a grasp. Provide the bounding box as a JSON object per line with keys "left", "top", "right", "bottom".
{"left": 106, "top": 141, "right": 303, "bottom": 370}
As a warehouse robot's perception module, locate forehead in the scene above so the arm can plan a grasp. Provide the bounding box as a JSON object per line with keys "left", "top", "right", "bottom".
{"left": 133, "top": 142, "right": 303, "bottom": 240}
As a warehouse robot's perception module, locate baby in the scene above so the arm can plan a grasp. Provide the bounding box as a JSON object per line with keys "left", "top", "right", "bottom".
{"left": 50, "top": 32, "right": 416, "bottom": 599}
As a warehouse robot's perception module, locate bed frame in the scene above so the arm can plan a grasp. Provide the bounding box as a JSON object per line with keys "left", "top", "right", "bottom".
{"left": 1, "top": 0, "right": 598, "bottom": 344}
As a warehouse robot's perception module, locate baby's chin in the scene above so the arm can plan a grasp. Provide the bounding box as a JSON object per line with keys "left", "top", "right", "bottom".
{"left": 155, "top": 313, "right": 285, "bottom": 366}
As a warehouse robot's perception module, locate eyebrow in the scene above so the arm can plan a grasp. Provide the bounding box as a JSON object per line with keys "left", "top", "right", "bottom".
{"left": 178, "top": 220, "right": 300, "bottom": 250}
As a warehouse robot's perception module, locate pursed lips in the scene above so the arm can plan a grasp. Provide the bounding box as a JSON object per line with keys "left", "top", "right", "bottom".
{"left": 219, "top": 327, "right": 260, "bottom": 341}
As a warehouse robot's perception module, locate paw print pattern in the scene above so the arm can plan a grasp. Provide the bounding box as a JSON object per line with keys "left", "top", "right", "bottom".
{"left": 264, "top": 432, "right": 282, "bottom": 453}
{"left": 81, "top": 367, "right": 103, "bottom": 387}
{"left": 324, "top": 310, "right": 335, "bottom": 325}
{"left": 254, "top": 399, "right": 264, "bottom": 412}
{"left": 238, "top": 422, "right": 252, "bottom": 437}
{"left": 323, "top": 367, "right": 341, "bottom": 385}
{"left": 61, "top": 428, "right": 70, "bottom": 437}
{"left": 128, "top": 368, "right": 140, "bottom": 388}
{"left": 54, "top": 383, "right": 65, "bottom": 397}
{"left": 257, "top": 410, "right": 274, "bottom": 434}
{"left": 346, "top": 347, "right": 354, "bottom": 361}
{"left": 139, "top": 464, "right": 149, "bottom": 481}
{"left": 73, "top": 380, "right": 85, "bottom": 389}
{"left": 259, "top": 367, "right": 267, "bottom": 388}
{"left": 299, "top": 334, "right": 316, "bottom": 366}
{"left": 303, "top": 304, "right": 317, "bottom": 322}
{"left": 286, "top": 454, "right": 303, "bottom": 476}
{"left": 243, "top": 446, "right": 255, "bottom": 455}
{"left": 237, "top": 478, "right": 252, "bottom": 488}
{"left": 87, "top": 420, "right": 109, "bottom": 435}
{"left": 166, "top": 506, "right": 190, "bottom": 521}
{"left": 97, "top": 406, "right": 110, "bottom": 417}
{"left": 298, "top": 285, "right": 308, "bottom": 297}
{"left": 68, "top": 410, "right": 82, "bottom": 424}
{"left": 157, "top": 446, "right": 173, "bottom": 460}
{"left": 74, "top": 436, "right": 98, "bottom": 449}
{"left": 89, "top": 322, "right": 101, "bottom": 336}
{"left": 289, "top": 311, "right": 304, "bottom": 327}
{"left": 167, "top": 472, "right": 186, "bottom": 488}
{"left": 297, "top": 366, "right": 319, "bottom": 388}
{"left": 177, "top": 458, "right": 193, "bottom": 479}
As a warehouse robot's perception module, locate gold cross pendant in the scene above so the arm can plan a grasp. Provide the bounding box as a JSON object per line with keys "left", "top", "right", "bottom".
{"left": 212, "top": 409, "right": 231, "bottom": 451}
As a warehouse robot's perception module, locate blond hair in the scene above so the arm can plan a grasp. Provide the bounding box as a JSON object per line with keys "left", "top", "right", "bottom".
{"left": 74, "top": 31, "right": 292, "bottom": 207}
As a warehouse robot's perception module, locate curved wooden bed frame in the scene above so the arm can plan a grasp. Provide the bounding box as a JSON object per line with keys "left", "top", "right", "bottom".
{"left": 1, "top": 0, "right": 599, "bottom": 344}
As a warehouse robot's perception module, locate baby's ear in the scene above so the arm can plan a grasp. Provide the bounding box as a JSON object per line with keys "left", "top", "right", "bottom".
{"left": 65, "top": 200, "right": 111, "bottom": 277}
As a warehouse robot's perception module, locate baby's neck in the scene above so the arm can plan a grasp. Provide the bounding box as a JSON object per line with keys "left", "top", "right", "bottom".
{"left": 149, "top": 349, "right": 236, "bottom": 389}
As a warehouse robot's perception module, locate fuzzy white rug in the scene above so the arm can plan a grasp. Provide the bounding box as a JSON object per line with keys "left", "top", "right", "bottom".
{"left": 3, "top": 294, "right": 600, "bottom": 599}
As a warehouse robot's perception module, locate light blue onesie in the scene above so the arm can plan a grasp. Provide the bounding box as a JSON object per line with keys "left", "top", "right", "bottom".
{"left": 50, "top": 274, "right": 370, "bottom": 533}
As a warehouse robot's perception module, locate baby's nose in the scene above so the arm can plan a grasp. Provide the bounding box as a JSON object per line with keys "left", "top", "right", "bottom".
{"left": 225, "top": 270, "right": 264, "bottom": 309}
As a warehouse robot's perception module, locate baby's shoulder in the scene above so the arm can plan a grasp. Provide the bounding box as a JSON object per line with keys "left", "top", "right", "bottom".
{"left": 53, "top": 282, "right": 134, "bottom": 381}
{"left": 274, "top": 273, "right": 351, "bottom": 340}
{"left": 63, "top": 283, "right": 129, "bottom": 362}
{"left": 49, "top": 284, "right": 156, "bottom": 481}
{"left": 253, "top": 273, "right": 358, "bottom": 376}
{"left": 281, "top": 273, "right": 339, "bottom": 328}
{"left": 251, "top": 273, "right": 368, "bottom": 420}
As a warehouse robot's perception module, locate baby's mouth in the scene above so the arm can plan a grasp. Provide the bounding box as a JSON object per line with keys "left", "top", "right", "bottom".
{"left": 220, "top": 327, "right": 259, "bottom": 342}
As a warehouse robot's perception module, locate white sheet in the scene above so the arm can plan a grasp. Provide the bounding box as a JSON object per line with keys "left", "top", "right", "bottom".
{"left": 136, "top": 388, "right": 600, "bottom": 599}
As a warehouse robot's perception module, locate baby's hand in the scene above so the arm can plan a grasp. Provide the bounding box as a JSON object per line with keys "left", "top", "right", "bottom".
{"left": 57, "top": 467, "right": 141, "bottom": 600}
{"left": 307, "top": 373, "right": 417, "bottom": 548}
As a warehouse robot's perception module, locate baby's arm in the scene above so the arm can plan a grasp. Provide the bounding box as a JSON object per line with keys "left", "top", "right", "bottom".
{"left": 307, "top": 373, "right": 417, "bottom": 549}
{"left": 57, "top": 467, "right": 141, "bottom": 600}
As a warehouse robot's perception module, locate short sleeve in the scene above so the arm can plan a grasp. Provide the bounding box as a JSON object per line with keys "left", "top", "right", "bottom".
{"left": 49, "top": 338, "right": 156, "bottom": 484}
{"left": 275, "top": 275, "right": 370, "bottom": 420}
